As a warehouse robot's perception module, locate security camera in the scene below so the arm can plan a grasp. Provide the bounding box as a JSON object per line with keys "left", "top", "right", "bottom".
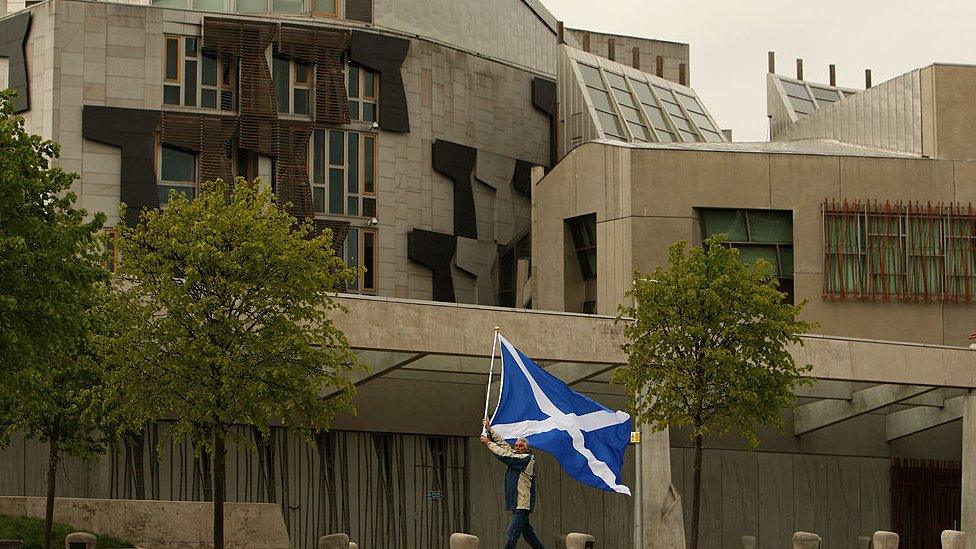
{"left": 371, "top": 121, "right": 380, "bottom": 130}
{"left": 368, "top": 217, "right": 379, "bottom": 226}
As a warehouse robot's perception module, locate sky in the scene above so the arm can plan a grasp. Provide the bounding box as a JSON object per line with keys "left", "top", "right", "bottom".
{"left": 546, "top": 0, "right": 976, "bottom": 142}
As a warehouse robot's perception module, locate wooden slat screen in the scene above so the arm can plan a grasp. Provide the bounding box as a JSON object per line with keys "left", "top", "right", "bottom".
{"left": 278, "top": 24, "right": 351, "bottom": 125}
{"left": 161, "top": 112, "right": 238, "bottom": 185}
{"left": 203, "top": 17, "right": 278, "bottom": 118}
{"left": 344, "top": 0, "right": 373, "bottom": 24}
{"left": 274, "top": 121, "right": 314, "bottom": 219}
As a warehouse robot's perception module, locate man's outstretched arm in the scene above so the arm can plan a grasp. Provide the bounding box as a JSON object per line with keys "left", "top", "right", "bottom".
{"left": 481, "top": 419, "right": 529, "bottom": 467}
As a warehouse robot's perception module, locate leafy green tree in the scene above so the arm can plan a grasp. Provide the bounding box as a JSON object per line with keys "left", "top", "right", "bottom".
{"left": 106, "top": 178, "right": 360, "bottom": 549}
{"left": 0, "top": 90, "right": 111, "bottom": 549}
{"left": 613, "top": 235, "right": 814, "bottom": 549}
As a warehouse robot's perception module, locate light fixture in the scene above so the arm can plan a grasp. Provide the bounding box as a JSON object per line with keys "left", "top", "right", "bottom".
{"left": 371, "top": 121, "right": 380, "bottom": 130}
{"left": 368, "top": 217, "right": 378, "bottom": 226}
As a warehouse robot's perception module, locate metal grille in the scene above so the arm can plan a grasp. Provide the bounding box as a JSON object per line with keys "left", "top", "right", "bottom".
{"left": 277, "top": 24, "right": 351, "bottom": 126}
{"left": 344, "top": 0, "right": 373, "bottom": 24}
{"left": 891, "top": 459, "right": 960, "bottom": 549}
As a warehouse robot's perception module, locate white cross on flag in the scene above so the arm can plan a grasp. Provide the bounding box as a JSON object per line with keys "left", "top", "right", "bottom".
{"left": 489, "top": 334, "right": 632, "bottom": 495}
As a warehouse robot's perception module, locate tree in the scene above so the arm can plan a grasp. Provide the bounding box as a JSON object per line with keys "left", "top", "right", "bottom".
{"left": 613, "top": 235, "right": 814, "bottom": 549}
{"left": 106, "top": 178, "right": 360, "bottom": 549}
{"left": 0, "top": 90, "right": 111, "bottom": 549}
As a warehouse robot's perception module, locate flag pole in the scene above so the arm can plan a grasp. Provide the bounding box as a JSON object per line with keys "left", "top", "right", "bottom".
{"left": 481, "top": 326, "right": 500, "bottom": 435}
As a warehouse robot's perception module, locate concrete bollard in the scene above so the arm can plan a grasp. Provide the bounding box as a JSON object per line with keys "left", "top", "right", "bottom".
{"left": 566, "top": 533, "right": 595, "bottom": 548}
{"left": 873, "top": 530, "right": 899, "bottom": 548}
{"left": 349, "top": 544, "right": 358, "bottom": 549}
{"left": 857, "top": 536, "right": 871, "bottom": 549}
{"left": 449, "top": 533, "right": 479, "bottom": 548}
{"left": 792, "top": 531, "right": 822, "bottom": 549}
{"left": 741, "top": 535, "right": 756, "bottom": 549}
{"left": 318, "top": 534, "right": 349, "bottom": 549}
{"left": 942, "top": 530, "right": 966, "bottom": 549}
{"left": 0, "top": 541, "right": 24, "bottom": 549}
{"left": 65, "top": 532, "right": 96, "bottom": 549}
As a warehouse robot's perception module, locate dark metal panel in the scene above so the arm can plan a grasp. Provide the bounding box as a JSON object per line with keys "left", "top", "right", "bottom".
{"left": 82, "top": 105, "right": 162, "bottom": 226}
{"left": 531, "top": 77, "right": 556, "bottom": 117}
{"left": 407, "top": 228, "right": 457, "bottom": 302}
{"left": 431, "top": 139, "right": 477, "bottom": 239}
{"left": 512, "top": 158, "right": 534, "bottom": 198}
{"left": 0, "top": 11, "right": 31, "bottom": 113}
{"left": 348, "top": 30, "right": 410, "bottom": 133}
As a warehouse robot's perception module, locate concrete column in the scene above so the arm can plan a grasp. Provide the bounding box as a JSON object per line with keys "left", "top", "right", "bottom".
{"left": 742, "top": 535, "right": 756, "bottom": 549}
{"left": 944, "top": 531, "right": 967, "bottom": 549}
{"left": 318, "top": 534, "right": 349, "bottom": 549}
{"left": 962, "top": 394, "right": 976, "bottom": 549}
{"left": 349, "top": 544, "right": 359, "bottom": 549}
{"left": 640, "top": 424, "right": 685, "bottom": 548}
{"left": 566, "top": 533, "right": 595, "bottom": 548}
{"left": 449, "top": 533, "right": 479, "bottom": 548}
{"left": 873, "top": 531, "right": 899, "bottom": 548}
{"left": 792, "top": 532, "right": 821, "bottom": 549}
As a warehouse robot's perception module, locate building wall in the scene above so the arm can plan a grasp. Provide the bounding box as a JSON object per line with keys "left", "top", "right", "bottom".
{"left": 933, "top": 64, "right": 976, "bottom": 162}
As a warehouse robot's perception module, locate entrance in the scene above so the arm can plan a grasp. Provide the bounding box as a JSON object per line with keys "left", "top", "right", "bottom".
{"left": 891, "top": 459, "right": 961, "bottom": 548}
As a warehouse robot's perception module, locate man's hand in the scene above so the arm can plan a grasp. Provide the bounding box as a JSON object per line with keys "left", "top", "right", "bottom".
{"left": 483, "top": 418, "right": 490, "bottom": 429}
{"left": 480, "top": 435, "right": 490, "bottom": 445}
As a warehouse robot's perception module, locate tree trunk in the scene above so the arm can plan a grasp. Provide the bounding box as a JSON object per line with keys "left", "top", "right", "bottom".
{"left": 689, "top": 433, "right": 703, "bottom": 549}
{"left": 213, "top": 429, "right": 226, "bottom": 549}
{"left": 43, "top": 437, "right": 60, "bottom": 549}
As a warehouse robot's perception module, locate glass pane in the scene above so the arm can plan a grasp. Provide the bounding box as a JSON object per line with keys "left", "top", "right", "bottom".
{"left": 201, "top": 53, "right": 217, "bottom": 86}
{"left": 738, "top": 246, "right": 780, "bottom": 276}
{"left": 328, "top": 168, "right": 344, "bottom": 214}
{"left": 663, "top": 101, "right": 684, "bottom": 119}
{"left": 348, "top": 100, "right": 360, "bottom": 120}
{"left": 235, "top": 0, "right": 267, "bottom": 11}
{"left": 161, "top": 147, "right": 195, "bottom": 182}
{"left": 578, "top": 64, "right": 604, "bottom": 88}
{"left": 295, "top": 62, "right": 309, "bottom": 84}
{"left": 627, "top": 122, "right": 650, "bottom": 142}
{"left": 690, "top": 112, "right": 716, "bottom": 132}
{"left": 273, "top": 57, "right": 289, "bottom": 113}
{"left": 165, "top": 38, "right": 180, "bottom": 80}
{"left": 810, "top": 86, "right": 841, "bottom": 103}
{"left": 183, "top": 60, "right": 197, "bottom": 106}
{"left": 363, "top": 103, "right": 376, "bottom": 123}
{"left": 153, "top": 0, "right": 188, "bottom": 7}
{"left": 630, "top": 80, "right": 652, "bottom": 102}
{"left": 619, "top": 105, "right": 642, "bottom": 125}
{"left": 193, "top": 0, "right": 229, "bottom": 10}
{"left": 293, "top": 88, "right": 309, "bottom": 115}
{"left": 313, "top": 187, "right": 325, "bottom": 213}
{"left": 363, "top": 137, "right": 374, "bottom": 194}
{"left": 347, "top": 132, "right": 359, "bottom": 194}
{"left": 164, "top": 85, "right": 181, "bottom": 105}
{"left": 588, "top": 89, "right": 613, "bottom": 112}
{"left": 347, "top": 65, "right": 360, "bottom": 99}
{"left": 678, "top": 129, "right": 699, "bottom": 142}
{"left": 780, "top": 247, "right": 794, "bottom": 277}
{"left": 780, "top": 80, "right": 810, "bottom": 98}
{"left": 158, "top": 184, "right": 196, "bottom": 204}
{"left": 201, "top": 89, "right": 217, "bottom": 108}
{"left": 612, "top": 87, "right": 636, "bottom": 108}
{"left": 702, "top": 129, "right": 724, "bottom": 143}
{"left": 363, "top": 231, "right": 375, "bottom": 290}
{"left": 643, "top": 104, "right": 667, "bottom": 128}
{"left": 675, "top": 92, "right": 704, "bottom": 114}
{"left": 314, "top": 0, "right": 336, "bottom": 12}
{"left": 748, "top": 210, "right": 793, "bottom": 243}
{"left": 273, "top": 0, "right": 303, "bottom": 12}
{"left": 184, "top": 38, "right": 197, "bottom": 57}
{"left": 364, "top": 71, "right": 376, "bottom": 98}
{"left": 362, "top": 197, "right": 376, "bottom": 217}
{"left": 597, "top": 111, "right": 624, "bottom": 138}
{"left": 604, "top": 71, "right": 626, "bottom": 89}
{"left": 329, "top": 130, "right": 344, "bottom": 165}
{"left": 312, "top": 130, "right": 325, "bottom": 184}
{"left": 789, "top": 96, "right": 815, "bottom": 115}
{"left": 347, "top": 197, "right": 359, "bottom": 216}
{"left": 655, "top": 129, "right": 675, "bottom": 143}
{"left": 346, "top": 228, "right": 359, "bottom": 290}
{"left": 700, "top": 209, "right": 748, "bottom": 241}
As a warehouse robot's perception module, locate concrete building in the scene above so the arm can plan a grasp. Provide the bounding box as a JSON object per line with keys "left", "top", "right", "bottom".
{"left": 2, "top": 0, "right": 976, "bottom": 547}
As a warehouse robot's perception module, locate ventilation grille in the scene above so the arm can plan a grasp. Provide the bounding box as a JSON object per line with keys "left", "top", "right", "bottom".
{"left": 345, "top": 0, "right": 373, "bottom": 24}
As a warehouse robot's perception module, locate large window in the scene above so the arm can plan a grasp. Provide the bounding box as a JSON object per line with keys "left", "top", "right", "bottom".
{"left": 163, "top": 36, "right": 236, "bottom": 111}
{"left": 824, "top": 202, "right": 976, "bottom": 301}
{"left": 310, "top": 130, "right": 376, "bottom": 217}
{"left": 344, "top": 227, "right": 377, "bottom": 293}
{"left": 567, "top": 214, "right": 598, "bottom": 314}
{"left": 577, "top": 63, "right": 626, "bottom": 141}
{"left": 273, "top": 56, "right": 312, "bottom": 116}
{"left": 653, "top": 85, "right": 699, "bottom": 143}
{"left": 699, "top": 208, "right": 794, "bottom": 303}
{"left": 347, "top": 64, "right": 378, "bottom": 123}
{"left": 158, "top": 146, "right": 197, "bottom": 204}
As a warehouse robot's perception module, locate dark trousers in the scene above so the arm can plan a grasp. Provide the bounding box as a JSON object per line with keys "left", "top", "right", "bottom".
{"left": 504, "top": 509, "right": 545, "bottom": 549}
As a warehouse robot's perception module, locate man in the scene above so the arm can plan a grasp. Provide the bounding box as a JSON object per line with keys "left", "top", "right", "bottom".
{"left": 481, "top": 418, "right": 545, "bottom": 549}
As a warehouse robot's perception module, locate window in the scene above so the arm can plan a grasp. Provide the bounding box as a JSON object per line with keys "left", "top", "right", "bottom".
{"left": 567, "top": 214, "right": 597, "bottom": 280}
{"left": 347, "top": 64, "right": 378, "bottom": 123}
{"left": 699, "top": 208, "right": 794, "bottom": 303}
{"left": 163, "top": 36, "right": 236, "bottom": 111}
{"left": 310, "top": 130, "right": 376, "bottom": 217}
{"left": 158, "top": 146, "right": 197, "bottom": 204}
{"left": 629, "top": 78, "right": 676, "bottom": 143}
{"left": 498, "top": 230, "right": 531, "bottom": 308}
{"left": 809, "top": 85, "right": 842, "bottom": 106}
{"left": 824, "top": 202, "right": 976, "bottom": 301}
{"left": 578, "top": 63, "right": 626, "bottom": 140}
{"left": 313, "top": 0, "right": 337, "bottom": 16}
{"left": 675, "top": 92, "right": 723, "bottom": 143}
{"left": 653, "top": 85, "right": 699, "bottom": 143}
{"left": 604, "top": 71, "right": 651, "bottom": 142}
{"left": 344, "top": 227, "right": 377, "bottom": 293}
{"left": 780, "top": 79, "right": 816, "bottom": 116}
{"left": 273, "top": 56, "right": 312, "bottom": 116}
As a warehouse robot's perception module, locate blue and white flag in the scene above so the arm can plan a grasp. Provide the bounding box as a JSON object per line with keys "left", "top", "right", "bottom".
{"left": 490, "top": 334, "right": 632, "bottom": 495}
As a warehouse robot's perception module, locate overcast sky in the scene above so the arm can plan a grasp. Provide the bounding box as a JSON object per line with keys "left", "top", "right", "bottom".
{"left": 547, "top": 0, "right": 976, "bottom": 142}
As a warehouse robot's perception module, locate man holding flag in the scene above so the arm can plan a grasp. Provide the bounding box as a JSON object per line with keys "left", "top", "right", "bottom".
{"left": 480, "top": 332, "right": 633, "bottom": 546}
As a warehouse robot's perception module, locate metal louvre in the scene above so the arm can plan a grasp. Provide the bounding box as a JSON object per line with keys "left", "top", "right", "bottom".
{"left": 277, "top": 24, "right": 351, "bottom": 126}
{"left": 203, "top": 17, "right": 278, "bottom": 119}
{"left": 344, "top": 0, "right": 373, "bottom": 24}
{"left": 274, "top": 121, "right": 315, "bottom": 219}
{"left": 161, "top": 111, "right": 238, "bottom": 185}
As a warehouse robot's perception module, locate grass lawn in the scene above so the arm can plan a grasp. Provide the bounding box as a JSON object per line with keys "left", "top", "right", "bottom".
{"left": 0, "top": 514, "right": 133, "bottom": 548}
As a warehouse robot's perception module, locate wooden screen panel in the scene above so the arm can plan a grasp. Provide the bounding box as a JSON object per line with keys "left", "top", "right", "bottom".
{"left": 161, "top": 111, "right": 238, "bottom": 185}
{"left": 278, "top": 24, "right": 351, "bottom": 126}
{"left": 274, "top": 121, "right": 314, "bottom": 220}
{"left": 203, "top": 17, "right": 278, "bottom": 118}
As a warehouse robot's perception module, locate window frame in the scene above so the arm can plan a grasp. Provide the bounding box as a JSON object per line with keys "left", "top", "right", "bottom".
{"left": 163, "top": 35, "right": 237, "bottom": 112}
{"left": 274, "top": 56, "right": 314, "bottom": 117}
{"left": 157, "top": 144, "right": 199, "bottom": 205}
{"left": 347, "top": 63, "right": 379, "bottom": 124}
{"left": 309, "top": 129, "right": 377, "bottom": 218}
{"left": 343, "top": 226, "right": 378, "bottom": 294}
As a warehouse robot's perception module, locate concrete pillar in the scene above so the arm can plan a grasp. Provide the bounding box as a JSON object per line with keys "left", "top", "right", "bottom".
{"left": 962, "top": 394, "right": 976, "bottom": 549}
{"left": 944, "top": 531, "right": 967, "bottom": 549}
{"left": 873, "top": 531, "right": 899, "bottom": 548}
{"left": 349, "top": 544, "right": 359, "bottom": 549}
{"left": 318, "top": 534, "right": 349, "bottom": 549}
{"left": 792, "top": 532, "right": 821, "bottom": 549}
{"left": 449, "top": 533, "right": 479, "bottom": 548}
{"left": 566, "top": 533, "right": 595, "bottom": 548}
{"left": 65, "top": 533, "right": 96, "bottom": 549}
{"left": 640, "top": 424, "right": 685, "bottom": 548}
{"left": 742, "top": 535, "right": 756, "bottom": 549}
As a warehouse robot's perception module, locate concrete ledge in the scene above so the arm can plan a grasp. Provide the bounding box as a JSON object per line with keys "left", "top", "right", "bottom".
{"left": 0, "top": 497, "right": 289, "bottom": 549}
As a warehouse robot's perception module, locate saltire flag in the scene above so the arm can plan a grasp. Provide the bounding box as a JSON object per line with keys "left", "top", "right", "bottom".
{"left": 490, "top": 333, "right": 632, "bottom": 495}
